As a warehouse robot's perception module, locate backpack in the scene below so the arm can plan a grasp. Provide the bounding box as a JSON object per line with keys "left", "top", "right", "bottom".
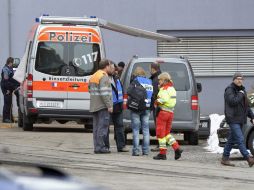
{"left": 127, "top": 79, "right": 147, "bottom": 112}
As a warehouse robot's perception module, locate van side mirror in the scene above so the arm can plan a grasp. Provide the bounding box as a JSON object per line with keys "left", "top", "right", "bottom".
{"left": 13, "top": 58, "right": 20, "bottom": 68}
{"left": 197, "top": 82, "right": 202, "bottom": 93}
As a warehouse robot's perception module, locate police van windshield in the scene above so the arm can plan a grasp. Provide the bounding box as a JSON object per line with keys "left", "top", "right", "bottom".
{"left": 132, "top": 62, "right": 190, "bottom": 91}
{"left": 35, "top": 42, "right": 100, "bottom": 76}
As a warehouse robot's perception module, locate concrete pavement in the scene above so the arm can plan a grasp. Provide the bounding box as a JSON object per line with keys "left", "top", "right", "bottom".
{"left": 0, "top": 123, "right": 254, "bottom": 190}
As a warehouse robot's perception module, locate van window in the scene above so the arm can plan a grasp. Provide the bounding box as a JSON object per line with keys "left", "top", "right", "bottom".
{"left": 72, "top": 43, "right": 100, "bottom": 76}
{"left": 35, "top": 42, "right": 100, "bottom": 76}
{"left": 132, "top": 62, "right": 190, "bottom": 91}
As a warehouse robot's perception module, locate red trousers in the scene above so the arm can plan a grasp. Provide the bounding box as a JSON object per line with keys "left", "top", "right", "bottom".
{"left": 156, "top": 110, "right": 180, "bottom": 155}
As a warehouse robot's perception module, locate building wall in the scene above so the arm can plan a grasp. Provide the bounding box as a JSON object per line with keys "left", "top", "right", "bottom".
{"left": 1, "top": 0, "right": 253, "bottom": 116}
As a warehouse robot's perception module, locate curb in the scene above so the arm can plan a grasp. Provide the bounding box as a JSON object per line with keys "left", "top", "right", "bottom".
{"left": 0, "top": 123, "right": 17, "bottom": 128}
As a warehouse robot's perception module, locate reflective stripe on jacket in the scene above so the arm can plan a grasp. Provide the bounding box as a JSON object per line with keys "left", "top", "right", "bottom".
{"left": 89, "top": 70, "right": 112, "bottom": 112}
{"left": 136, "top": 76, "right": 153, "bottom": 108}
{"left": 157, "top": 82, "right": 176, "bottom": 112}
{"left": 112, "top": 79, "right": 123, "bottom": 104}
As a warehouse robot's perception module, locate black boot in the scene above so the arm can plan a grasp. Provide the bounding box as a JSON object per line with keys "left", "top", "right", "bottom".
{"left": 174, "top": 148, "right": 183, "bottom": 160}
{"left": 153, "top": 154, "right": 166, "bottom": 160}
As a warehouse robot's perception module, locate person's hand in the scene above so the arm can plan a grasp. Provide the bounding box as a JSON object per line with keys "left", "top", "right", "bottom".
{"left": 14, "top": 86, "right": 20, "bottom": 92}
{"left": 251, "top": 119, "right": 254, "bottom": 125}
{"left": 108, "top": 107, "right": 113, "bottom": 113}
{"left": 6, "top": 90, "right": 10, "bottom": 95}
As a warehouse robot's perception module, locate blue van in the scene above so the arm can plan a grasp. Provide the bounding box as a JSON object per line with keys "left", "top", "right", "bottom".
{"left": 121, "top": 56, "right": 202, "bottom": 145}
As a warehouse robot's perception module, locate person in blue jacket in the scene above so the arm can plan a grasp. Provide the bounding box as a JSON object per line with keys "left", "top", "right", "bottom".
{"left": 109, "top": 64, "right": 129, "bottom": 152}
{"left": 128, "top": 67, "right": 153, "bottom": 156}
{"left": 1, "top": 57, "right": 19, "bottom": 123}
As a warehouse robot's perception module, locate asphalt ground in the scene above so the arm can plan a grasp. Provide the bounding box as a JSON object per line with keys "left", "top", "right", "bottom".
{"left": 0, "top": 122, "right": 254, "bottom": 190}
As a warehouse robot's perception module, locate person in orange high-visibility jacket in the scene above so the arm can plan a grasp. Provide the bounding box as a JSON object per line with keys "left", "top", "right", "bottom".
{"left": 153, "top": 72, "right": 183, "bottom": 160}
{"left": 89, "top": 59, "right": 113, "bottom": 154}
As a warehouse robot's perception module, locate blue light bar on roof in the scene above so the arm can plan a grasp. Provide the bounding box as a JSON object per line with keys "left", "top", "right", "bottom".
{"left": 35, "top": 17, "right": 40, "bottom": 23}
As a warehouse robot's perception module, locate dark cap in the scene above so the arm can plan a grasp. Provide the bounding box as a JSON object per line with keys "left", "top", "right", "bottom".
{"left": 233, "top": 72, "right": 243, "bottom": 81}
{"left": 118, "top": 61, "right": 125, "bottom": 68}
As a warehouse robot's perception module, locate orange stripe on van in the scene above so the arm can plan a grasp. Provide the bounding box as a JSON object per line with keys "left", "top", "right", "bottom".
{"left": 38, "top": 26, "right": 101, "bottom": 43}
{"left": 33, "top": 81, "right": 89, "bottom": 92}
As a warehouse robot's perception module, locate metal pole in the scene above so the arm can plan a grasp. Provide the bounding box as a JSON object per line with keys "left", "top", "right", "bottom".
{"left": 8, "top": 0, "right": 12, "bottom": 56}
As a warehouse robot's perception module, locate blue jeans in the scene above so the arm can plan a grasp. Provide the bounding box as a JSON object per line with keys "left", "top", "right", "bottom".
{"left": 223, "top": 123, "right": 250, "bottom": 159}
{"left": 131, "top": 110, "right": 150, "bottom": 155}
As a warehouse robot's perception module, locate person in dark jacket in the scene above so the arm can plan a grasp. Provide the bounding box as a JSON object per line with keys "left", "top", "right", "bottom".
{"left": 109, "top": 64, "right": 128, "bottom": 152}
{"left": 117, "top": 61, "right": 125, "bottom": 77}
{"left": 222, "top": 72, "right": 254, "bottom": 167}
{"left": 150, "top": 62, "right": 161, "bottom": 152}
{"left": 1, "top": 57, "right": 19, "bottom": 123}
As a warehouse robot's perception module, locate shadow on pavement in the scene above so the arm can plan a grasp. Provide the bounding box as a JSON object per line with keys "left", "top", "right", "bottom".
{"left": 33, "top": 127, "right": 92, "bottom": 133}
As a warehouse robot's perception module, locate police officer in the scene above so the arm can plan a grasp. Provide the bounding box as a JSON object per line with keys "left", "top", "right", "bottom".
{"left": 117, "top": 61, "right": 125, "bottom": 77}
{"left": 109, "top": 64, "right": 128, "bottom": 152}
{"left": 1, "top": 57, "right": 18, "bottom": 123}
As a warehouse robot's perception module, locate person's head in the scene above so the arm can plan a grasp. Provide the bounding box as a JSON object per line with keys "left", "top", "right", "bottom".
{"left": 158, "top": 72, "right": 172, "bottom": 87}
{"left": 6, "top": 57, "right": 14, "bottom": 67}
{"left": 108, "top": 62, "right": 116, "bottom": 76}
{"left": 150, "top": 62, "right": 161, "bottom": 75}
{"left": 117, "top": 61, "right": 125, "bottom": 76}
{"left": 98, "top": 58, "right": 113, "bottom": 74}
{"left": 133, "top": 66, "right": 146, "bottom": 78}
{"left": 232, "top": 72, "right": 244, "bottom": 87}
{"left": 117, "top": 61, "right": 125, "bottom": 71}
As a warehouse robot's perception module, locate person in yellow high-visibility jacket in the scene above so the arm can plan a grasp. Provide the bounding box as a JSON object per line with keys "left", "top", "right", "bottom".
{"left": 153, "top": 72, "right": 183, "bottom": 160}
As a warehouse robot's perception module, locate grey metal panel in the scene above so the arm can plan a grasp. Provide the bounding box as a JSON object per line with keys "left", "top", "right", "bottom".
{"left": 158, "top": 36, "right": 254, "bottom": 76}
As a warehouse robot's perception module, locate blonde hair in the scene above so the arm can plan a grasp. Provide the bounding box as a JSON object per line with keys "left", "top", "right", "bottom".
{"left": 133, "top": 66, "right": 146, "bottom": 77}
{"left": 158, "top": 72, "right": 172, "bottom": 82}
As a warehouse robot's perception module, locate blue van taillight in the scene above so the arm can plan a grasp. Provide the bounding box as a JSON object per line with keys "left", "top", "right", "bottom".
{"left": 123, "top": 94, "right": 128, "bottom": 110}
{"left": 191, "top": 95, "right": 199, "bottom": 110}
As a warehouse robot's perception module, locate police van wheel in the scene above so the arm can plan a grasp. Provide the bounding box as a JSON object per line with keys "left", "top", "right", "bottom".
{"left": 124, "top": 132, "right": 128, "bottom": 141}
{"left": 84, "top": 124, "right": 93, "bottom": 132}
{"left": 23, "top": 114, "right": 33, "bottom": 131}
{"left": 188, "top": 131, "right": 199, "bottom": 145}
{"left": 247, "top": 131, "right": 254, "bottom": 156}
{"left": 57, "top": 120, "right": 68, "bottom": 124}
{"left": 18, "top": 108, "right": 23, "bottom": 128}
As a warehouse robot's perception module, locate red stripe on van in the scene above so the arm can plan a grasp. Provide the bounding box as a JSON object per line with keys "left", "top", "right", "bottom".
{"left": 32, "top": 81, "right": 89, "bottom": 92}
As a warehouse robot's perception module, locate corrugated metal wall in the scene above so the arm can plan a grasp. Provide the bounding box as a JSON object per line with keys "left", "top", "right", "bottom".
{"left": 158, "top": 37, "right": 254, "bottom": 76}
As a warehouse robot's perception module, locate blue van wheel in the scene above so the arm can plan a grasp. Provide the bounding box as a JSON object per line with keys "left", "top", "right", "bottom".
{"left": 188, "top": 131, "right": 199, "bottom": 145}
